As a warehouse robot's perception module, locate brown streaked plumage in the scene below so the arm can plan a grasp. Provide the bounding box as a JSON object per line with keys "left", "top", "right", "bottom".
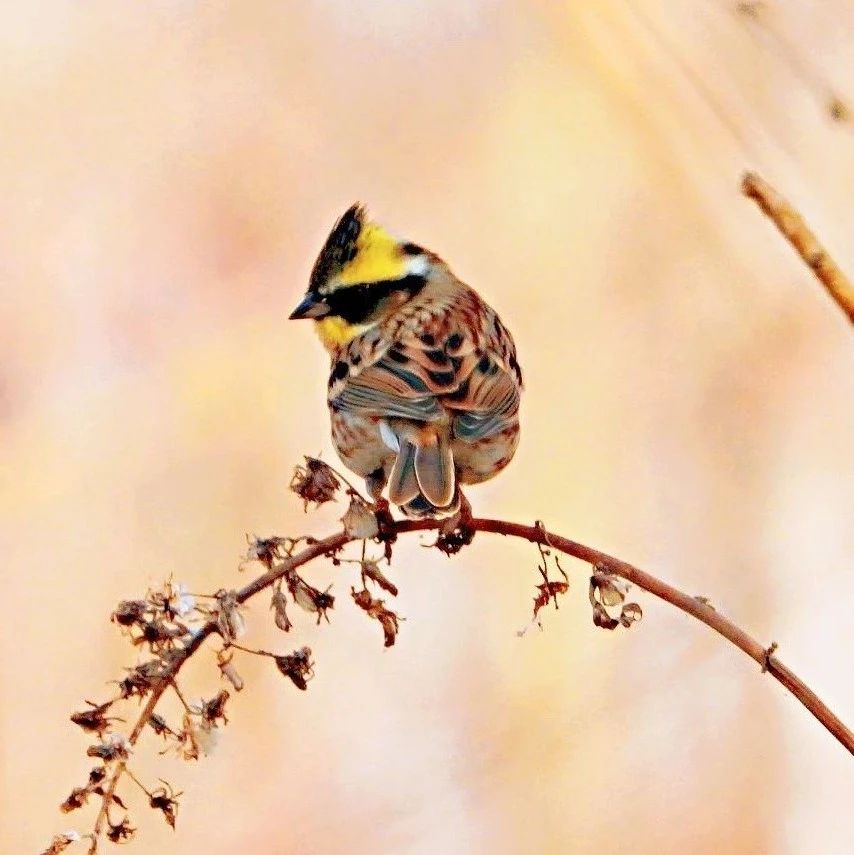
{"left": 289, "top": 204, "right": 522, "bottom": 517}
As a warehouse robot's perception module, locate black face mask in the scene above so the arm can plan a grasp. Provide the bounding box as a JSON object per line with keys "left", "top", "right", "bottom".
{"left": 323, "top": 274, "right": 427, "bottom": 324}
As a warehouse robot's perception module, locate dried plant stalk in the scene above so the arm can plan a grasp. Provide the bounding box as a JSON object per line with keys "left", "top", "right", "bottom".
{"left": 742, "top": 171, "right": 854, "bottom": 323}
{"left": 46, "top": 459, "right": 854, "bottom": 853}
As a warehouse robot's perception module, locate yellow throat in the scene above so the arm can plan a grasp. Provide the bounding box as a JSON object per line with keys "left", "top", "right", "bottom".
{"left": 315, "top": 316, "right": 374, "bottom": 350}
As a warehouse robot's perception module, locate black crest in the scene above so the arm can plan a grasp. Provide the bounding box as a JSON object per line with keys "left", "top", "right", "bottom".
{"left": 309, "top": 203, "right": 365, "bottom": 293}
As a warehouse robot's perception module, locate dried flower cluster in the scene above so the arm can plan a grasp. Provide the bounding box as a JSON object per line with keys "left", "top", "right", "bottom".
{"left": 589, "top": 564, "right": 643, "bottom": 631}
{"left": 290, "top": 456, "right": 341, "bottom": 509}
{"left": 44, "top": 457, "right": 644, "bottom": 854}
{"left": 517, "top": 525, "right": 572, "bottom": 635}
{"left": 45, "top": 458, "right": 411, "bottom": 853}
{"left": 274, "top": 647, "right": 315, "bottom": 691}
{"left": 53, "top": 578, "right": 217, "bottom": 852}
{"left": 41, "top": 832, "right": 81, "bottom": 854}
{"left": 351, "top": 587, "right": 402, "bottom": 647}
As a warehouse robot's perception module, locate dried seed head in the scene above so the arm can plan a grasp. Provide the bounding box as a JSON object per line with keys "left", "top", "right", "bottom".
{"left": 116, "top": 675, "right": 145, "bottom": 700}
{"left": 88, "top": 766, "right": 107, "bottom": 786}
{"left": 590, "top": 572, "right": 627, "bottom": 608}
{"left": 106, "top": 817, "right": 135, "bottom": 844}
{"left": 179, "top": 712, "right": 220, "bottom": 760}
{"left": 213, "top": 589, "right": 246, "bottom": 641}
{"left": 532, "top": 581, "right": 570, "bottom": 620}
{"left": 244, "top": 534, "right": 282, "bottom": 567}
{"left": 290, "top": 456, "right": 340, "bottom": 509}
{"left": 274, "top": 646, "right": 314, "bottom": 690}
{"left": 589, "top": 567, "right": 641, "bottom": 631}
{"left": 591, "top": 601, "right": 620, "bottom": 631}
{"left": 86, "top": 733, "right": 131, "bottom": 762}
{"left": 116, "top": 659, "right": 168, "bottom": 699}
{"left": 60, "top": 787, "right": 90, "bottom": 813}
{"left": 619, "top": 602, "right": 643, "bottom": 627}
{"left": 351, "top": 587, "right": 402, "bottom": 648}
{"left": 148, "top": 713, "right": 173, "bottom": 738}
{"left": 270, "top": 589, "right": 293, "bottom": 633}
{"left": 245, "top": 534, "right": 309, "bottom": 564}
{"left": 195, "top": 690, "right": 230, "bottom": 726}
{"left": 40, "top": 831, "right": 81, "bottom": 855}
{"left": 285, "top": 571, "right": 334, "bottom": 624}
{"left": 178, "top": 715, "right": 199, "bottom": 762}
{"left": 341, "top": 496, "right": 380, "bottom": 539}
{"left": 217, "top": 649, "right": 245, "bottom": 692}
{"left": 360, "top": 559, "right": 398, "bottom": 596}
{"left": 149, "top": 781, "right": 182, "bottom": 829}
{"left": 146, "top": 580, "right": 195, "bottom": 620}
{"left": 111, "top": 600, "right": 148, "bottom": 628}
{"left": 133, "top": 619, "right": 187, "bottom": 651}
{"left": 70, "top": 701, "right": 119, "bottom": 737}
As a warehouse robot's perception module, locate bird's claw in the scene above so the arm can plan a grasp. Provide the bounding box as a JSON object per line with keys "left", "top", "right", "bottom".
{"left": 436, "top": 493, "right": 475, "bottom": 555}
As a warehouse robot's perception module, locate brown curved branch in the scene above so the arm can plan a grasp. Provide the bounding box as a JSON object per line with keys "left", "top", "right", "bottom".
{"left": 742, "top": 171, "right": 854, "bottom": 324}
{"left": 95, "top": 514, "right": 852, "bottom": 841}
{"left": 471, "top": 518, "right": 853, "bottom": 754}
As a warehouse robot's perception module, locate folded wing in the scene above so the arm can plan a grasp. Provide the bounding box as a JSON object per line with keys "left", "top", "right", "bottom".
{"left": 329, "top": 302, "right": 521, "bottom": 507}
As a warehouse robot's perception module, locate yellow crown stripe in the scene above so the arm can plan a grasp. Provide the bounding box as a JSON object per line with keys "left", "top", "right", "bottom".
{"left": 336, "top": 223, "right": 405, "bottom": 285}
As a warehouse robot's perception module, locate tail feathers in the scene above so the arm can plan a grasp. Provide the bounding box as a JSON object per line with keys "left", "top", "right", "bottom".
{"left": 414, "top": 431, "right": 455, "bottom": 508}
{"left": 388, "top": 440, "right": 420, "bottom": 505}
{"left": 386, "top": 424, "right": 457, "bottom": 513}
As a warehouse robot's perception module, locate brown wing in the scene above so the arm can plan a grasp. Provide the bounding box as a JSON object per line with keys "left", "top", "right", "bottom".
{"left": 328, "top": 293, "right": 521, "bottom": 422}
{"left": 327, "top": 288, "right": 521, "bottom": 505}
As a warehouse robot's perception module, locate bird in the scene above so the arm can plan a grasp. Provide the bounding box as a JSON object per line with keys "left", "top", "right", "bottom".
{"left": 289, "top": 204, "right": 522, "bottom": 518}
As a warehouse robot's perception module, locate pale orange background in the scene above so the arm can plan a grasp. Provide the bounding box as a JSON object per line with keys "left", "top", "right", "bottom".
{"left": 2, "top": 2, "right": 853, "bottom": 854}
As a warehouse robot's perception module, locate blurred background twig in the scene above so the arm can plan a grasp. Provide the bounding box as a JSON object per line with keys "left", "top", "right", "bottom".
{"left": 743, "top": 171, "right": 854, "bottom": 323}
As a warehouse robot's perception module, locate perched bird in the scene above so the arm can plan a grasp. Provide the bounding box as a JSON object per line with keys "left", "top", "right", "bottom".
{"left": 289, "top": 204, "right": 522, "bottom": 517}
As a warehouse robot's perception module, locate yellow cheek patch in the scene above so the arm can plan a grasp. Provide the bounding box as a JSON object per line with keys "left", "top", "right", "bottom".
{"left": 315, "top": 316, "right": 372, "bottom": 350}
{"left": 337, "top": 223, "right": 405, "bottom": 285}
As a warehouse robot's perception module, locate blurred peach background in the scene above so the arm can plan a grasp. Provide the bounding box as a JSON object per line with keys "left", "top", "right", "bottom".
{"left": 2, "top": 2, "right": 853, "bottom": 853}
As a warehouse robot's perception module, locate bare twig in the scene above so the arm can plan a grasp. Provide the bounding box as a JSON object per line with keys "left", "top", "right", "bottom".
{"left": 742, "top": 171, "right": 854, "bottom": 323}
{"left": 97, "top": 517, "right": 851, "bottom": 829}
{"left": 470, "top": 518, "right": 853, "bottom": 754}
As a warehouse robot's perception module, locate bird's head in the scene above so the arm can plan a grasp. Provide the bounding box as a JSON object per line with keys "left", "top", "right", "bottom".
{"left": 289, "top": 204, "right": 431, "bottom": 350}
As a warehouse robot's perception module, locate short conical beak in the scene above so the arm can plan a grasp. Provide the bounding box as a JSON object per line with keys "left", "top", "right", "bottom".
{"left": 289, "top": 292, "right": 330, "bottom": 320}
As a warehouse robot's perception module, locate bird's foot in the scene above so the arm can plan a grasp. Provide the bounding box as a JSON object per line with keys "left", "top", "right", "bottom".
{"left": 436, "top": 492, "right": 475, "bottom": 556}
{"left": 371, "top": 497, "right": 398, "bottom": 561}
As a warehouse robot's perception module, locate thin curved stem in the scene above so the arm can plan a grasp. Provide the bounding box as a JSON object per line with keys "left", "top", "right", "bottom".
{"left": 91, "top": 513, "right": 852, "bottom": 846}
{"left": 471, "top": 517, "right": 853, "bottom": 754}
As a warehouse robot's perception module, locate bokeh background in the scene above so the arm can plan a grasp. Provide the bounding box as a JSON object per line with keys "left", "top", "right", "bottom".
{"left": 2, "top": 2, "right": 852, "bottom": 853}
